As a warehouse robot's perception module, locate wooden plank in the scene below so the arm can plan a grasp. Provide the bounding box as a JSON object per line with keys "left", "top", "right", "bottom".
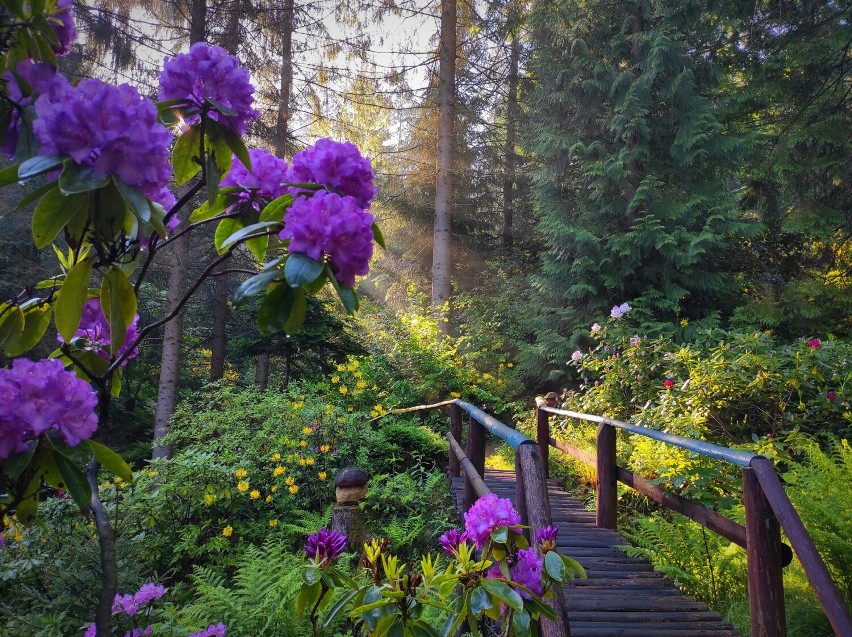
{"left": 596, "top": 423, "right": 617, "bottom": 529}
{"left": 569, "top": 626, "right": 737, "bottom": 637}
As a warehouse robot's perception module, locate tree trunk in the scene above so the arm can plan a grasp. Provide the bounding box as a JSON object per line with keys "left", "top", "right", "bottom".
{"left": 255, "top": 352, "right": 270, "bottom": 389}
{"left": 209, "top": 272, "right": 228, "bottom": 381}
{"left": 502, "top": 27, "right": 519, "bottom": 251}
{"left": 152, "top": 0, "right": 206, "bottom": 459}
{"left": 432, "top": 0, "right": 456, "bottom": 333}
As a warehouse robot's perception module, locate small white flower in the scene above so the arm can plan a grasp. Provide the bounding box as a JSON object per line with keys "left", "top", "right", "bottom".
{"left": 570, "top": 350, "right": 583, "bottom": 362}
{"left": 630, "top": 335, "right": 641, "bottom": 347}
{"left": 591, "top": 323, "right": 602, "bottom": 333}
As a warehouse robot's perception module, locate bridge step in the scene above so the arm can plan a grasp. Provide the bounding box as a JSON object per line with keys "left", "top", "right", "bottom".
{"left": 451, "top": 471, "right": 741, "bottom": 637}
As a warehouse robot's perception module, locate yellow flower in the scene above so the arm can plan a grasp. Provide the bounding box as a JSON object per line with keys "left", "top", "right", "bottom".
{"left": 320, "top": 444, "right": 330, "bottom": 453}
{"left": 353, "top": 371, "right": 363, "bottom": 378}
{"left": 337, "top": 364, "right": 346, "bottom": 372}
{"left": 250, "top": 489, "right": 260, "bottom": 500}
{"left": 680, "top": 319, "right": 689, "bottom": 327}
{"left": 331, "top": 376, "right": 340, "bottom": 384}
{"left": 302, "top": 426, "right": 313, "bottom": 435}
{"left": 271, "top": 453, "right": 281, "bottom": 461}
{"left": 223, "top": 526, "right": 233, "bottom": 537}
{"left": 235, "top": 468, "right": 248, "bottom": 479}
{"left": 147, "top": 470, "right": 159, "bottom": 477}
{"left": 356, "top": 380, "right": 367, "bottom": 389}
{"left": 450, "top": 392, "right": 460, "bottom": 398}
{"left": 265, "top": 495, "right": 272, "bottom": 503}
{"left": 507, "top": 362, "right": 513, "bottom": 368}
{"left": 370, "top": 410, "right": 378, "bottom": 418}
{"left": 285, "top": 476, "right": 295, "bottom": 486}
{"left": 299, "top": 458, "right": 306, "bottom": 466}
{"left": 273, "top": 466, "right": 285, "bottom": 477}
{"left": 306, "top": 458, "right": 315, "bottom": 466}
{"left": 289, "top": 485, "right": 299, "bottom": 494}
{"left": 318, "top": 471, "right": 327, "bottom": 480}
{"left": 204, "top": 494, "right": 216, "bottom": 506}
{"left": 237, "top": 481, "right": 250, "bottom": 492}
{"left": 269, "top": 519, "right": 279, "bottom": 527}
{"left": 300, "top": 440, "right": 308, "bottom": 448}
{"left": 347, "top": 406, "right": 354, "bottom": 412}
{"left": 339, "top": 386, "right": 348, "bottom": 394}
{"left": 271, "top": 485, "right": 279, "bottom": 493}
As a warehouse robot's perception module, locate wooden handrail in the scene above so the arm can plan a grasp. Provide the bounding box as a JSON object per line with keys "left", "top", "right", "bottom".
{"left": 537, "top": 399, "right": 852, "bottom": 637}
{"left": 447, "top": 432, "right": 489, "bottom": 498}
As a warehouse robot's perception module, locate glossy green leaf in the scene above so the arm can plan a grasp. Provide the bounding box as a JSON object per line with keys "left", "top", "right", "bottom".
{"left": 257, "top": 283, "right": 293, "bottom": 335}
{"left": 51, "top": 450, "right": 92, "bottom": 510}
{"left": 372, "top": 222, "right": 385, "bottom": 249}
{"left": 469, "top": 587, "right": 493, "bottom": 615}
{"left": 323, "top": 588, "right": 360, "bottom": 628}
{"left": 0, "top": 305, "right": 25, "bottom": 351}
{"left": 32, "top": 187, "right": 87, "bottom": 248}
{"left": 510, "top": 530, "right": 530, "bottom": 549}
{"left": 86, "top": 440, "right": 132, "bottom": 483}
{"left": 58, "top": 161, "right": 110, "bottom": 195}
{"left": 512, "top": 608, "right": 532, "bottom": 637}
{"left": 490, "top": 526, "right": 509, "bottom": 544}
{"left": 113, "top": 178, "right": 150, "bottom": 224}
{"left": 16, "top": 472, "right": 41, "bottom": 526}
{"left": 100, "top": 266, "right": 137, "bottom": 354}
{"left": 303, "top": 565, "right": 322, "bottom": 586}
{"left": 0, "top": 163, "right": 21, "bottom": 186}
{"left": 190, "top": 189, "right": 233, "bottom": 222}
{"left": 285, "top": 253, "right": 324, "bottom": 288}
{"left": 481, "top": 578, "right": 523, "bottom": 612}
{"left": 233, "top": 267, "right": 281, "bottom": 304}
{"left": 219, "top": 125, "right": 251, "bottom": 173}
{"left": 55, "top": 257, "right": 94, "bottom": 342}
{"left": 284, "top": 287, "right": 307, "bottom": 334}
{"left": 296, "top": 581, "right": 321, "bottom": 617}
{"left": 260, "top": 193, "right": 293, "bottom": 222}
{"left": 18, "top": 154, "right": 63, "bottom": 180}
{"left": 2, "top": 439, "right": 37, "bottom": 479}
{"left": 560, "top": 554, "right": 587, "bottom": 579}
{"left": 217, "top": 221, "right": 280, "bottom": 253}
{"left": 205, "top": 152, "right": 220, "bottom": 204}
{"left": 326, "top": 267, "right": 359, "bottom": 313}
{"left": 172, "top": 127, "right": 201, "bottom": 185}
{"left": 214, "top": 217, "right": 243, "bottom": 253}
{"left": 544, "top": 550, "right": 565, "bottom": 581}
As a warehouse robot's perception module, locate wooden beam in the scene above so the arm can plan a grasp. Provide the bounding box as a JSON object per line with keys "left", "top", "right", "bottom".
{"left": 596, "top": 423, "right": 617, "bottom": 530}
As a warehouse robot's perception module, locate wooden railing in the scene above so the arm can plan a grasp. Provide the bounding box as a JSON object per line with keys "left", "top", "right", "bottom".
{"left": 392, "top": 399, "right": 571, "bottom": 637}
{"left": 536, "top": 399, "right": 852, "bottom": 637}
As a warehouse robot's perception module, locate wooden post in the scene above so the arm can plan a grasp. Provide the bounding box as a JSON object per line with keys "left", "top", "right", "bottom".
{"left": 449, "top": 402, "right": 462, "bottom": 478}
{"left": 537, "top": 404, "right": 551, "bottom": 479}
{"left": 464, "top": 414, "right": 486, "bottom": 512}
{"left": 596, "top": 423, "right": 617, "bottom": 530}
{"left": 743, "top": 467, "right": 787, "bottom": 637}
{"left": 514, "top": 452, "right": 529, "bottom": 541}
{"left": 517, "top": 443, "right": 570, "bottom": 637}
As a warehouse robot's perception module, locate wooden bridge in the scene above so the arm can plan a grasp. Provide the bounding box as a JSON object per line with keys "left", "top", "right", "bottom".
{"left": 397, "top": 399, "right": 852, "bottom": 637}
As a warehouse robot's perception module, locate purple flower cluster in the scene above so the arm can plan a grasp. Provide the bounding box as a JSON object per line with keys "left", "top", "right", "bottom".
{"left": 59, "top": 298, "right": 140, "bottom": 365}
{"left": 111, "top": 582, "right": 166, "bottom": 616}
{"left": 49, "top": 0, "right": 77, "bottom": 55}
{"left": 188, "top": 623, "right": 227, "bottom": 637}
{"left": 158, "top": 42, "right": 258, "bottom": 134}
{"left": 508, "top": 548, "right": 543, "bottom": 599}
{"left": 1, "top": 60, "right": 68, "bottom": 157}
{"left": 535, "top": 525, "right": 559, "bottom": 554}
{"left": 304, "top": 528, "right": 347, "bottom": 565}
{"left": 0, "top": 358, "right": 98, "bottom": 459}
{"left": 84, "top": 626, "right": 152, "bottom": 637}
{"left": 221, "top": 148, "right": 288, "bottom": 210}
{"left": 33, "top": 78, "right": 172, "bottom": 201}
{"left": 281, "top": 190, "right": 374, "bottom": 288}
{"left": 610, "top": 303, "right": 631, "bottom": 319}
{"left": 463, "top": 493, "right": 521, "bottom": 548}
{"left": 286, "top": 139, "right": 378, "bottom": 209}
{"left": 438, "top": 528, "right": 468, "bottom": 556}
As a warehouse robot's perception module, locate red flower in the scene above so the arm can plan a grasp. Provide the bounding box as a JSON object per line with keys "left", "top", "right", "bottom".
{"left": 827, "top": 391, "right": 837, "bottom": 402}
{"left": 807, "top": 338, "right": 821, "bottom": 348}
{"left": 663, "top": 378, "right": 675, "bottom": 389}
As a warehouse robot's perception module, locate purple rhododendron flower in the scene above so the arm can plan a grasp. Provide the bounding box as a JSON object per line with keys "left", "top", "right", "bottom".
{"left": 1, "top": 60, "right": 68, "bottom": 157}
{"left": 133, "top": 582, "right": 166, "bottom": 606}
{"left": 281, "top": 190, "right": 374, "bottom": 288}
{"left": 112, "top": 593, "right": 139, "bottom": 616}
{"left": 610, "top": 303, "right": 631, "bottom": 319}
{"left": 158, "top": 42, "right": 258, "bottom": 134}
{"left": 304, "top": 528, "right": 346, "bottom": 565}
{"left": 510, "top": 548, "right": 543, "bottom": 599}
{"left": 536, "top": 525, "right": 559, "bottom": 553}
{"left": 188, "top": 623, "right": 227, "bottom": 637}
{"left": 221, "top": 148, "right": 288, "bottom": 210}
{"left": 83, "top": 624, "right": 96, "bottom": 637}
{"left": 286, "top": 139, "right": 378, "bottom": 208}
{"left": 463, "top": 493, "right": 521, "bottom": 548}
{"left": 123, "top": 628, "right": 152, "bottom": 637}
{"left": 50, "top": 0, "right": 77, "bottom": 55}
{"left": 438, "top": 529, "right": 468, "bottom": 556}
{"left": 0, "top": 358, "right": 98, "bottom": 458}
{"left": 33, "top": 78, "right": 172, "bottom": 201}
{"left": 59, "top": 298, "right": 139, "bottom": 365}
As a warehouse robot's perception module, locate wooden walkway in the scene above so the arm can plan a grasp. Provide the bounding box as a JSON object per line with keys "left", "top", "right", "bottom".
{"left": 451, "top": 469, "right": 741, "bottom": 637}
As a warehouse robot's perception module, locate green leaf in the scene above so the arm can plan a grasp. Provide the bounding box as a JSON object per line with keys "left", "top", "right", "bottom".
{"left": 469, "top": 587, "right": 493, "bottom": 615}
{"left": 189, "top": 189, "right": 234, "bottom": 222}
{"left": 205, "top": 152, "right": 220, "bottom": 204}
{"left": 0, "top": 306, "right": 25, "bottom": 351}
{"left": 233, "top": 267, "right": 281, "bottom": 304}
{"left": 481, "top": 579, "right": 523, "bottom": 612}
{"left": 490, "top": 526, "right": 509, "bottom": 544}
{"left": 16, "top": 180, "right": 55, "bottom": 210}
{"left": 16, "top": 472, "right": 41, "bottom": 526}
{"left": 285, "top": 253, "right": 324, "bottom": 288}
{"left": 86, "top": 440, "right": 133, "bottom": 483}
{"left": 303, "top": 565, "right": 323, "bottom": 585}
{"left": 512, "top": 609, "right": 532, "bottom": 637}
{"left": 0, "top": 163, "right": 21, "bottom": 186}
{"left": 510, "top": 530, "right": 530, "bottom": 549}
{"left": 372, "top": 222, "right": 386, "bottom": 249}
{"left": 55, "top": 257, "right": 94, "bottom": 342}
{"left": 58, "top": 161, "right": 110, "bottom": 195}
{"left": 284, "top": 287, "right": 307, "bottom": 334}
{"left": 214, "top": 217, "right": 243, "bottom": 253}
{"left": 51, "top": 450, "right": 92, "bottom": 511}
{"left": 32, "top": 188, "right": 87, "bottom": 248}
{"left": 3, "top": 303, "right": 51, "bottom": 357}
{"left": 18, "top": 154, "right": 63, "bottom": 179}
{"left": 324, "top": 588, "right": 360, "bottom": 628}
{"left": 100, "top": 266, "right": 137, "bottom": 354}
{"left": 326, "top": 267, "right": 359, "bottom": 313}
{"left": 257, "top": 283, "right": 294, "bottom": 335}
{"left": 172, "top": 127, "right": 201, "bottom": 185}
{"left": 217, "top": 221, "right": 280, "bottom": 253}
{"left": 260, "top": 194, "right": 293, "bottom": 222}
{"left": 219, "top": 125, "right": 251, "bottom": 172}
{"left": 544, "top": 550, "right": 565, "bottom": 581}
{"left": 296, "top": 581, "right": 321, "bottom": 617}
{"left": 1, "top": 439, "right": 38, "bottom": 479}
{"left": 113, "top": 178, "right": 151, "bottom": 224}
{"left": 560, "top": 554, "right": 587, "bottom": 579}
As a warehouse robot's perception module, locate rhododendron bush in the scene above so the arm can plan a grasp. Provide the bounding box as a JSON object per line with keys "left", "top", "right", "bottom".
{"left": 0, "top": 3, "right": 382, "bottom": 633}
